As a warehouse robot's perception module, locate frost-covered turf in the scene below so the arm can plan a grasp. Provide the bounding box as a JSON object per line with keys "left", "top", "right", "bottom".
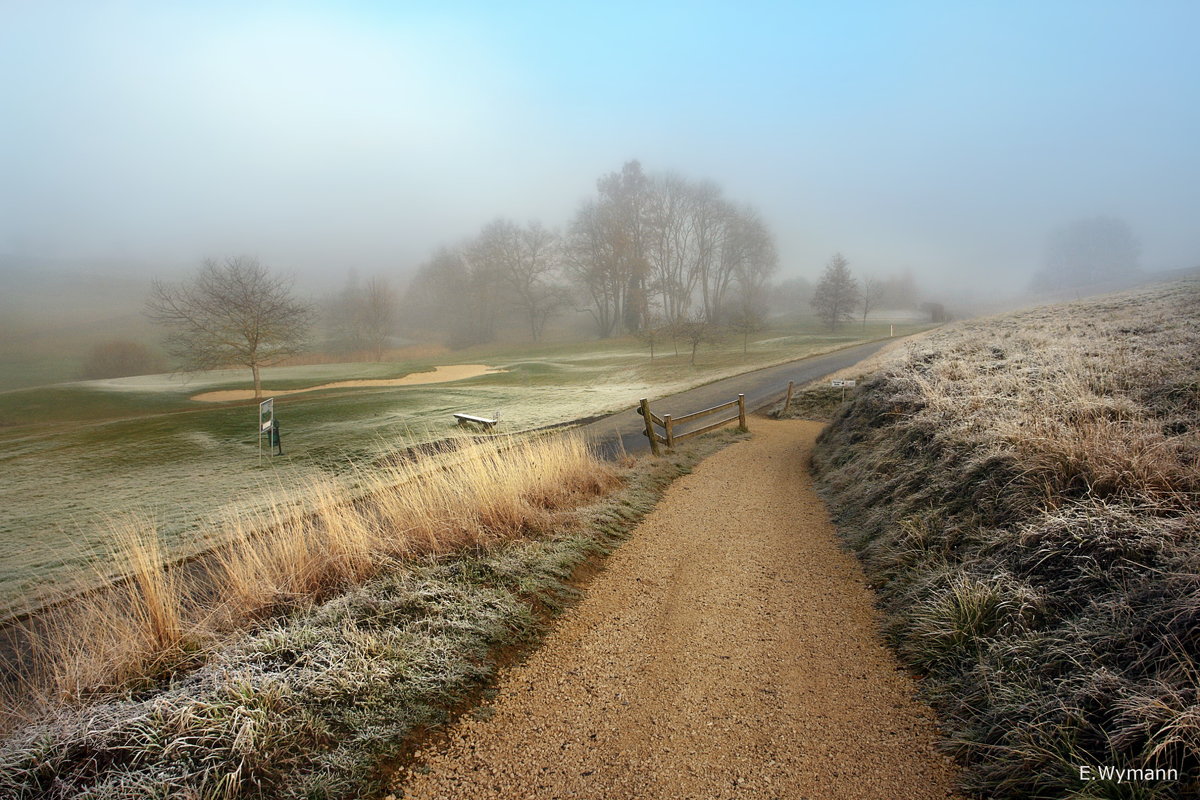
{"left": 0, "top": 322, "right": 918, "bottom": 616}
{"left": 0, "top": 429, "right": 733, "bottom": 800}
{"left": 812, "top": 280, "right": 1200, "bottom": 799}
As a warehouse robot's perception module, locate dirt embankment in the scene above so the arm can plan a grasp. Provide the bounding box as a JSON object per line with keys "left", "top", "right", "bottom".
{"left": 395, "top": 418, "right": 961, "bottom": 800}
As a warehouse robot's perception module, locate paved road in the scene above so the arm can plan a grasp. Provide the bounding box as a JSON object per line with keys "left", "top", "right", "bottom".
{"left": 580, "top": 339, "right": 891, "bottom": 457}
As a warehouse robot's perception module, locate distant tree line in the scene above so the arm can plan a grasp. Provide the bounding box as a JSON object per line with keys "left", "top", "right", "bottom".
{"left": 326, "top": 272, "right": 399, "bottom": 360}
{"left": 401, "top": 160, "right": 779, "bottom": 347}
{"left": 403, "top": 220, "right": 570, "bottom": 347}
{"left": 79, "top": 340, "right": 166, "bottom": 380}
{"left": 806, "top": 253, "right": 933, "bottom": 331}
{"left": 141, "top": 160, "right": 945, "bottom": 396}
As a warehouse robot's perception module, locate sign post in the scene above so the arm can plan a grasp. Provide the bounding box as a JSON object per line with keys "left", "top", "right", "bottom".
{"left": 258, "top": 398, "right": 274, "bottom": 465}
{"left": 831, "top": 379, "right": 856, "bottom": 402}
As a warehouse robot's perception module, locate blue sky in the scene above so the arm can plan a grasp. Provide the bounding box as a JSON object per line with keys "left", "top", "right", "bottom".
{"left": 1, "top": 0, "right": 1197, "bottom": 295}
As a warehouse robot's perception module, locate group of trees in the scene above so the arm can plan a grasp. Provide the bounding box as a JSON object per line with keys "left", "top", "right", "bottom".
{"left": 809, "top": 253, "right": 917, "bottom": 331}
{"left": 402, "top": 161, "right": 779, "bottom": 348}
{"left": 140, "top": 162, "right": 961, "bottom": 398}
{"left": 772, "top": 268, "right": 918, "bottom": 322}
{"left": 403, "top": 220, "right": 570, "bottom": 347}
{"left": 326, "top": 272, "right": 398, "bottom": 360}
{"left": 148, "top": 258, "right": 403, "bottom": 399}
{"left": 566, "top": 162, "right": 778, "bottom": 337}
{"left": 138, "top": 209, "right": 1146, "bottom": 401}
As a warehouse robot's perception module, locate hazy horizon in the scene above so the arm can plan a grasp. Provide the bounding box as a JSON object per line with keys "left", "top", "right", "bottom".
{"left": 3, "top": 1, "right": 1199, "bottom": 300}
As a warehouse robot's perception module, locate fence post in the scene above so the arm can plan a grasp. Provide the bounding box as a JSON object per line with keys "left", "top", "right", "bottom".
{"left": 639, "top": 398, "right": 661, "bottom": 456}
{"left": 783, "top": 380, "right": 794, "bottom": 415}
{"left": 737, "top": 393, "right": 747, "bottom": 432}
{"left": 664, "top": 413, "right": 674, "bottom": 450}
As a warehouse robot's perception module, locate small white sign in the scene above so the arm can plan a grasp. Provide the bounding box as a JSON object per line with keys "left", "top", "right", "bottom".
{"left": 259, "top": 397, "right": 274, "bottom": 431}
{"left": 831, "top": 379, "right": 857, "bottom": 387}
{"left": 257, "top": 397, "right": 276, "bottom": 463}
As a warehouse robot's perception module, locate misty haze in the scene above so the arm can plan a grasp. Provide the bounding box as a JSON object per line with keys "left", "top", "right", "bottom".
{"left": 1, "top": 3, "right": 1198, "bottom": 799}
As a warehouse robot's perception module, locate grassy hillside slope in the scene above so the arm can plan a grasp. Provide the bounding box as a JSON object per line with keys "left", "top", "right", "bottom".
{"left": 812, "top": 280, "right": 1200, "bottom": 798}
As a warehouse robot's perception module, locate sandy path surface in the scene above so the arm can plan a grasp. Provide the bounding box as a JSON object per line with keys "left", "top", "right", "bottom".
{"left": 190, "top": 364, "right": 504, "bottom": 402}
{"left": 395, "top": 418, "right": 962, "bottom": 800}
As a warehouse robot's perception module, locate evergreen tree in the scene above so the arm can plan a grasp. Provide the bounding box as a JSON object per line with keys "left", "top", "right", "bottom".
{"left": 810, "top": 253, "right": 860, "bottom": 330}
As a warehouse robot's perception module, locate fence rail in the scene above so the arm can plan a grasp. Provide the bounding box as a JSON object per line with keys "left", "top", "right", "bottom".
{"left": 637, "top": 393, "right": 747, "bottom": 456}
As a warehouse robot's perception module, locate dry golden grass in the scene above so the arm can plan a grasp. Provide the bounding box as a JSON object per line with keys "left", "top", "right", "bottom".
{"left": 25, "top": 433, "right": 617, "bottom": 706}
{"left": 813, "top": 279, "right": 1200, "bottom": 798}
{"left": 885, "top": 281, "right": 1200, "bottom": 508}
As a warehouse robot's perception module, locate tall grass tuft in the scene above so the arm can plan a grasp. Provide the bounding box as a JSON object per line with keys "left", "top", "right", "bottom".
{"left": 21, "top": 433, "right": 617, "bottom": 711}
{"left": 34, "top": 516, "right": 193, "bottom": 699}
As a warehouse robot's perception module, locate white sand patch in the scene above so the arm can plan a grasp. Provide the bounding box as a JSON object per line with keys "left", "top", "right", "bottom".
{"left": 189, "top": 364, "right": 506, "bottom": 403}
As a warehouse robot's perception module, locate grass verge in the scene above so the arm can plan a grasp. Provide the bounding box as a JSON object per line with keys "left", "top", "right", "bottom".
{"left": 20, "top": 434, "right": 618, "bottom": 708}
{"left": 0, "top": 429, "right": 741, "bottom": 798}
{"left": 811, "top": 279, "right": 1200, "bottom": 799}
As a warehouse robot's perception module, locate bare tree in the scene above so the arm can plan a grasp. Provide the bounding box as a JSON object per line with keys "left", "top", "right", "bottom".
{"left": 403, "top": 245, "right": 501, "bottom": 347}
{"left": 634, "top": 315, "right": 667, "bottom": 361}
{"left": 329, "top": 272, "right": 397, "bottom": 359}
{"left": 646, "top": 172, "right": 697, "bottom": 324}
{"left": 573, "top": 162, "right": 781, "bottom": 336}
{"left": 859, "top": 276, "right": 884, "bottom": 331}
{"left": 810, "top": 253, "right": 860, "bottom": 331}
{"left": 327, "top": 269, "right": 364, "bottom": 354}
{"left": 359, "top": 276, "right": 397, "bottom": 360}
{"left": 725, "top": 214, "right": 776, "bottom": 355}
{"left": 728, "top": 209, "right": 778, "bottom": 310}
{"left": 727, "top": 308, "right": 764, "bottom": 355}
{"left": 147, "top": 256, "right": 314, "bottom": 399}
{"left": 474, "top": 219, "right": 569, "bottom": 342}
{"left": 595, "top": 161, "right": 651, "bottom": 333}
{"left": 565, "top": 200, "right": 624, "bottom": 337}
{"left": 513, "top": 221, "right": 569, "bottom": 342}
{"left": 688, "top": 180, "right": 729, "bottom": 324}
{"left": 676, "top": 315, "right": 721, "bottom": 366}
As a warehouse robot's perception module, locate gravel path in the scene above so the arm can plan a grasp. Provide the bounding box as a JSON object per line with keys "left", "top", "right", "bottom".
{"left": 395, "top": 418, "right": 962, "bottom": 800}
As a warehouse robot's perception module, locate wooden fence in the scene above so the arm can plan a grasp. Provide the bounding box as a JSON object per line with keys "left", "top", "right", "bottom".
{"left": 637, "top": 394, "right": 747, "bottom": 456}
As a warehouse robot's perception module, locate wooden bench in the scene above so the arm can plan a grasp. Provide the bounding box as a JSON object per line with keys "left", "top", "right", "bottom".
{"left": 453, "top": 413, "right": 499, "bottom": 431}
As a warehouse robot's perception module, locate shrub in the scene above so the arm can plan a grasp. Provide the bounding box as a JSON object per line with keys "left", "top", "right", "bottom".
{"left": 79, "top": 340, "right": 166, "bottom": 379}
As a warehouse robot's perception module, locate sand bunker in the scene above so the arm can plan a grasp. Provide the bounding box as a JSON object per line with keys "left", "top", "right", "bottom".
{"left": 190, "top": 364, "right": 506, "bottom": 403}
